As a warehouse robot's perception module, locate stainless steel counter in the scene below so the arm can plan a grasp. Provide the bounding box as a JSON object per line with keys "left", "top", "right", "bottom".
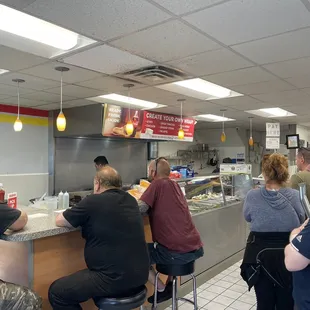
{"left": 185, "top": 200, "right": 246, "bottom": 284}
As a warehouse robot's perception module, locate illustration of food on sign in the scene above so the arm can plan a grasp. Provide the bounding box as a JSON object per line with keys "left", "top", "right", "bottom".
{"left": 112, "top": 126, "right": 140, "bottom": 138}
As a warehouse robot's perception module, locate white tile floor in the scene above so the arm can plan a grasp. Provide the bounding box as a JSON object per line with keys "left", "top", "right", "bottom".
{"left": 168, "top": 261, "right": 257, "bottom": 310}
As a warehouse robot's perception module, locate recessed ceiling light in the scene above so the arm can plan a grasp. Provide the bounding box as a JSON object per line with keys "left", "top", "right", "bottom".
{"left": 195, "top": 114, "right": 236, "bottom": 122}
{"left": 157, "top": 78, "right": 243, "bottom": 100}
{"left": 246, "top": 107, "right": 296, "bottom": 118}
{"left": 87, "top": 93, "right": 165, "bottom": 110}
{"left": 0, "top": 4, "right": 96, "bottom": 58}
{"left": 0, "top": 69, "right": 9, "bottom": 75}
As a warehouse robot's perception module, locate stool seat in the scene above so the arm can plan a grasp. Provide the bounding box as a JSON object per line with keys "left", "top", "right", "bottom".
{"left": 95, "top": 286, "right": 147, "bottom": 310}
{"left": 156, "top": 261, "right": 195, "bottom": 276}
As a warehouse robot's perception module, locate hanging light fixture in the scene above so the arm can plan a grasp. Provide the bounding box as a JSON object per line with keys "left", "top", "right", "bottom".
{"left": 123, "top": 83, "right": 135, "bottom": 136}
{"left": 12, "top": 78, "right": 25, "bottom": 132}
{"left": 249, "top": 117, "right": 254, "bottom": 146}
{"left": 177, "top": 99, "right": 185, "bottom": 140}
{"left": 55, "top": 66, "right": 70, "bottom": 132}
{"left": 220, "top": 109, "right": 227, "bottom": 142}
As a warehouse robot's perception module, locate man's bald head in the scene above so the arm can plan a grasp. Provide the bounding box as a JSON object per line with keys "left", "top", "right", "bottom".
{"left": 94, "top": 166, "right": 122, "bottom": 193}
{"left": 148, "top": 157, "right": 171, "bottom": 181}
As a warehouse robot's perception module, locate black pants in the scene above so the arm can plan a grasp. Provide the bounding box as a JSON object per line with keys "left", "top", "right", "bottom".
{"left": 49, "top": 269, "right": 114, "bottom": 310}
{"left": 254, "top": 271, "right": 294, "bottom": 310}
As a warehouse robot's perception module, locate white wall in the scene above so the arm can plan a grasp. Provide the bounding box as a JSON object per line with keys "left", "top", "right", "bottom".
{"left": 297, "top": 125, "right": 310, "bottom": 146}
{"left": 0, "top": 122, "right": 48, "bottom": 204}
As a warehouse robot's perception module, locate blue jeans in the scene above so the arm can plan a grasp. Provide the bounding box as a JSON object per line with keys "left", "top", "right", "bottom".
{"left": 148, "top": 243, "right": 204, "bottom": 265}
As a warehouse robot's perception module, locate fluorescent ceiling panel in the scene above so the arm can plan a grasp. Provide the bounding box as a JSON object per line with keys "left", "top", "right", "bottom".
{"left": 246, "top": 107, "right": 296, "bottom": 118}
{"left": 157, "top": 78, "right": 243, "bottom": 100}
{"left": 0, "top": 69, "right": 9, "bottom": 75}
{"left": 195, "top": 114, "right": 236, "bottom": 122}
{"left": 87, "top": 94, "right": 166, "bottom": 110}
{"left": 0, "top": 4, "right": 96, "bottom": 58}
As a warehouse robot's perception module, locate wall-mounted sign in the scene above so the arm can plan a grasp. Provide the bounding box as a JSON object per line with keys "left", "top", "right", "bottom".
{"left": 102, "top": 104, "right": 195, "bottom": 141}
{"left": 266, "top": 123, "right": 280, "bottom": 137}
{"left": 266, "top": 137, "right": 280, "bottom": 149}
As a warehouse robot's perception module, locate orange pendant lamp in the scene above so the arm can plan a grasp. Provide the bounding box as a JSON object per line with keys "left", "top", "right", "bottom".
{"left": 177, "top": 98, "right": 186, "bottom": 140}
{"left": 220, "top": 109, "right": 227, "bottom": 143}
{"left": 55, "top": 67, "right": 70, "bottom": 132}
{"left": 12, "top": 78, "right": 25, "bottom": 132}
{"left": 123, "top": 83, "right": 135, "bottom": 136}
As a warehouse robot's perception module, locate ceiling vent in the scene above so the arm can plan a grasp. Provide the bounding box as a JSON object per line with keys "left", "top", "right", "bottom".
{"left": 116, "top": 65, "right": 189, "bottom": 86}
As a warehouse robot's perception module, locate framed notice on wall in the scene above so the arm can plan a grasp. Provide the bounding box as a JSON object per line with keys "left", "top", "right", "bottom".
{"left": 102, "top": 104, "right": 195, "bottom": 142}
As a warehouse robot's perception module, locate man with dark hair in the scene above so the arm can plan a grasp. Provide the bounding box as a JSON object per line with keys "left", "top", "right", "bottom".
{"left": 94, "top": 156, "right": 109, "bottom": 171}
{"left": 138, "top": 158, "right": 203, "bottom": 304}
{"left": 49, "top": 166, "right": 149, "bottom": 310}
{"left": 291, "top": 148, "right": 310, "bottom": 201}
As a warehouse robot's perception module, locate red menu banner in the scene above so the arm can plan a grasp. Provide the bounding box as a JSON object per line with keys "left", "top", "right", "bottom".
{"left": 102, "top": 104, "right": 195, "bottom": 142}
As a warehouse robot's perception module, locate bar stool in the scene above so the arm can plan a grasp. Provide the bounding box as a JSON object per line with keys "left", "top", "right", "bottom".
{"left": 95, "top": 286, "right": 147, "bottom": 310}
{"left": 154, "top": 262, "right": 197, "bottom": 310}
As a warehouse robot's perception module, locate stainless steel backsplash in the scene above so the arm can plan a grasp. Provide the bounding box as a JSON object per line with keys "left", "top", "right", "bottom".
{"left": 54, "top": 137, "right": 147, "bottom": 193}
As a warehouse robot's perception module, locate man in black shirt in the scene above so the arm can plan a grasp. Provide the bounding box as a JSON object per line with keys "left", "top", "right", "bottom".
{"left": 49, "top": 166, "right": 149, "bottom": 310}
{"left": 0, "top": 204, "right": 42, "bottom": 309}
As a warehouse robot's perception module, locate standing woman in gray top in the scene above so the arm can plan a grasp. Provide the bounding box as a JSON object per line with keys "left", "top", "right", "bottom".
{"left": 241, "top": 153, "right": 305, "bottom": 310}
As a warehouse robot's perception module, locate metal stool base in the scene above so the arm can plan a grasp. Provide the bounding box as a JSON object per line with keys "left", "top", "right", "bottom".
{"left": 153, "top": 273, "right": 198, "bottom": 310}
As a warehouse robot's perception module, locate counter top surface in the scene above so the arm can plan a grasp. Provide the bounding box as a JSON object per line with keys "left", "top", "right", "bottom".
{"left": 1, "top": 207, "right": 78, "bottom": 242}
{"left": 1, "top": 198, "right": 243, "bottom": 242}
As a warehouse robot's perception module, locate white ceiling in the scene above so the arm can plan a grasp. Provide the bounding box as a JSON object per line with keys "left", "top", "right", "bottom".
{"left": 1, "top": 0, "right": 310, "bottom": 130}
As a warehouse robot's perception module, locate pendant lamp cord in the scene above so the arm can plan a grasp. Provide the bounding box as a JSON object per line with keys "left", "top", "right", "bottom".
{"left": 250, "top": 118, "right": 252, "bottom": 137}
{"left": 60, "top": 72, "right": 63, "bottom": 113}
{"left": 128, "top": 86, "right": 131, "bottom": 117}
{"left": 17, "top": 81, "right": 20, "bottom": 119}
{"left": 222, "top": 111, "right": 225, "bottom": 133}
{"left": 180, "top": 101, "right": 183, "bottom": 129}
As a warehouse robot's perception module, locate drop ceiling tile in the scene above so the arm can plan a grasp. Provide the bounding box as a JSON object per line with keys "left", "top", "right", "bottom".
{"left": 205, "top": 67, "right": 277, "bottom": 87}
{"left": 168, "top": 48, "right": 253, "bottom": 76}
{"left": 0, "top": 72, "right": 60, "bottom": 91}
{"left": 0, "top": 0, "right": 36, "bottom": 9}
{"left": 63, "top": 45, "right": 154, "bottom": 75}
{"left": 285, "top": 75, "right": 310, "bottom": 88}
{"left": 111, "top": 20, "right": 220, "bottom": 62}
{"left": 34, "top": 99, "right": 98, "bottom": 110}
{"left": 0, "top": 96, "right": 48, "bottom": 107}
{"left": 252, "top": 89, "right": 310, "bottom": 106}
{"left": 232, "top": 28, "right": 310, "bottom": 65}
{"left": 211, "top": 96, "right": 264, "bottom": 110}
{"left": 116, "top": 87, "right": 199, "bottom": 106}
{"left": 231, "top": 79, "right": 295, "bottom": 95}
{"left": 25, "top": 0, "right": 171, "bottom": 41}
{"left": 33, "top": 103, "right": 61, "bottom": 110}
{"left": 20, "top": 62, "right": 102, "bottom": 83}
{"left": 63, "top": 99, "right": 100, "bottom": 107}
{"left": 0, "top": 83, "right": 36, "bottom": 97}
{"left": 299, "top": 88, "right": 310, "bottom": 96}
{"left": 152, "top": 0, "right": 224, "bottom": 15}
{"left": 21, "top": 91, "right": 76, "bottom": 103}
{"left": 75, "top": 76, "right": 145, "bottom": 92}
{"left": 0, "top": 45, "right": 47, "bottom": 71}
{"left": 264, "top": 57, "right": 310, "bottom": 78}
{"left": 45, "top": 85, "right": 106, "bottom": 98}
{"left": 184, "top": 0, "right": 310, "bottom": 45}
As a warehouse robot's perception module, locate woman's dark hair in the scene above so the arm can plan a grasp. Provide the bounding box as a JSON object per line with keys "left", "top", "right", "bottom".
{"left": 262, "top": 153, "right": 289, "bottom": 184}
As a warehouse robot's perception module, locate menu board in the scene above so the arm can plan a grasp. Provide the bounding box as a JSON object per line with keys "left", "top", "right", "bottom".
{"left": 102, "top": 104, "right": 195, "bottom": 142}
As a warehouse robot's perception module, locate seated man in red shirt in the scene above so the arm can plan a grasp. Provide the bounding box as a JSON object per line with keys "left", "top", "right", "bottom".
{"left": 138, "top": 157, "right": 204, "bottom": 304}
